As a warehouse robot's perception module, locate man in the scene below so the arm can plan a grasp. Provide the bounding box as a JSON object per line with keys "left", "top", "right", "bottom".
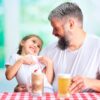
{"left": 15, "top": 2, "right": 100, "bottom": 93}
{"left": 41, "top": 2, "right": 100, "bottom": 93}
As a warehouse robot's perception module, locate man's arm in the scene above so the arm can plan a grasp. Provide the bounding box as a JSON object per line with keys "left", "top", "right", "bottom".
{"left": 84, "top": 77, "right": 100, "bottom": 92}
{"left": 70, "top": 76, "right": 100, "bottom": 93}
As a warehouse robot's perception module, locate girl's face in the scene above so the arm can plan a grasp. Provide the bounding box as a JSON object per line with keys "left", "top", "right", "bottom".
{"left": 21, "top": 36, "right": 42, "bottom": 55}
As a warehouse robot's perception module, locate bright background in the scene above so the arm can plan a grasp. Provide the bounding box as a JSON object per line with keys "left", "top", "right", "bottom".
{"left": 0, "top": 0, "right": 100, "bottom": 92}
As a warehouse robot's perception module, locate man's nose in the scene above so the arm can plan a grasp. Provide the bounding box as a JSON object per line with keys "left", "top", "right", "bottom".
{"left": 53, "top": 31, "right": 59, "bottom": 37}
{"left": 53, "top": 30, "right": 58, "bottom": 36}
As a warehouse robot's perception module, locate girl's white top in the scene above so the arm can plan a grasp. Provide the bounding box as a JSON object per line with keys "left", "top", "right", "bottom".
{"left": 5, "top": 54, "right": 54, "bottom": 93}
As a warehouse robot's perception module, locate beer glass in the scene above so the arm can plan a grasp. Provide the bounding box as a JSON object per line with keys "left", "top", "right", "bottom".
{"left": 58, "top": 74, "right": 71, "bottom": 97}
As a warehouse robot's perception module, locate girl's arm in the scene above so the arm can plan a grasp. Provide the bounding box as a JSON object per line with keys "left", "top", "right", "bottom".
{"left": 5, "top": 55, "right": 35, "bottom": 80}
{"left": 5, "top": 58, "right": 23, "bottom": 80}
{"left": 39, "top": 56, "right": 54, "bottom": 84}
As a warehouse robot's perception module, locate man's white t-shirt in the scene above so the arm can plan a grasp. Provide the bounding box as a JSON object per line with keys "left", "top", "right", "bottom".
{"left": 41, "top": 34, "right": 100, "bottom": 91}
{"left": 5, "top": 54, "right": 54, "bottom": 93}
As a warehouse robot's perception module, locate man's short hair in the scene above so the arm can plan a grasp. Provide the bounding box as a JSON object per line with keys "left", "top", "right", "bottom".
{"left": 48, "top": 2, "right": 83, "bottom": 24}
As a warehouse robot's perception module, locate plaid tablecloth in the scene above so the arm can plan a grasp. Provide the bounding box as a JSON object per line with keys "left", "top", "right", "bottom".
{"left": 0, "top": 92, "right": 100, "bottom": 100}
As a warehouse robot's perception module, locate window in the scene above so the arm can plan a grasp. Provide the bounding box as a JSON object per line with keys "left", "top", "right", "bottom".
{"left": 0, "top": 0, "right": 5, "bottom": 68}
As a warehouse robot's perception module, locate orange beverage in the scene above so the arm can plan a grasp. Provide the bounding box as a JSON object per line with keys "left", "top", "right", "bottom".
{"left": 58, "top": 74, "right": 71, "bottom": 97}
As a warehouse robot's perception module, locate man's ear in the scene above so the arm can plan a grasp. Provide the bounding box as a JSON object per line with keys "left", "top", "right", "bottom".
{"left": 64, "top": 18, "right": 74, "bottom": 30}
{"left": 69, "top": 18, "right": 75, "bottom": 29}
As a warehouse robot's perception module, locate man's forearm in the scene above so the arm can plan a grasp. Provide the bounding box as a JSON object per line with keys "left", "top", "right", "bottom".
{"left": 85, "top": 78, "right": 100, "bottom": 92}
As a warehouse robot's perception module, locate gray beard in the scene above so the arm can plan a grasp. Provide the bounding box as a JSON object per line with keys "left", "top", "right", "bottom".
{"left": 57, "top": 37, "right": 69, "bottom": 50}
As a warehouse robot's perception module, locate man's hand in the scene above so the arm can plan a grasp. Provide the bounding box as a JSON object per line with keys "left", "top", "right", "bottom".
{"left": 70, "top": 76, "right": 100, "bottom": 93}
{"left": 70, "top": 76, "right": 85, "bottom": 93}
{"left": 14, "top": 84, "right": 27, "bottom": 92}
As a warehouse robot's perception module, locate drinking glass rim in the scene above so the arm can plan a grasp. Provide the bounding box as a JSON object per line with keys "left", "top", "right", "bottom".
{"left": 57, "top": 73, "right": 71, "bottom": 78}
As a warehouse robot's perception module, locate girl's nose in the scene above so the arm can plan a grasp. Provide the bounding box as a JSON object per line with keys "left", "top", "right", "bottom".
{"left": 34, "top": 43, "right": 38, "bottom": 47}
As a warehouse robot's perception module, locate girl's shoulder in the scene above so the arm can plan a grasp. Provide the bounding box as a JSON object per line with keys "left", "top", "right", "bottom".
{"left": 7, "top": 53, "right": 21, "bottom": 61}
{"left": 5, "top": 53, "right": 21, "bottom": 66}
{"left": 11, "top": 53, "right": 21, "bottom": 59}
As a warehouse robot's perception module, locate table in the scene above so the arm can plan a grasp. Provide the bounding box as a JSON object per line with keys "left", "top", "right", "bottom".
{"left": 0, "top": 92, "right": 100, "bottom": 100}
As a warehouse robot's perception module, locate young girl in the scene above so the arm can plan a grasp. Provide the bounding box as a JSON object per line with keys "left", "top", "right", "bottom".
{"left": 5, "top": 34, "right": 54, "bottom": 93}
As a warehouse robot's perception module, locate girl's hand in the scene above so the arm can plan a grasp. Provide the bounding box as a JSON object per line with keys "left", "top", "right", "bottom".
{"left": 21, "top": 55, "right": 36, "bottom": 65}
{"left": 38, "top": 56, "right": 53, "bottom": 67}
{"left": 14, "top": 84, "right": 27, "bottom": 92}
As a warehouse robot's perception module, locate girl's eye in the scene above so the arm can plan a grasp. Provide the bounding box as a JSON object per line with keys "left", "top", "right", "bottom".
{"left": 37, "top": 45, "right": 40, "bottom": 48}
{"left": 32, "top": 40, "right": 36, "bottom": 43}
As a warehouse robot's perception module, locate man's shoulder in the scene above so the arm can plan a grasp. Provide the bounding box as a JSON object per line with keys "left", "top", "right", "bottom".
{"left": 87, "top": 34, "right": 100, "bottom": 41}
{"left": 86, "top": 34, "right": 100, "bottom": 48}
{"left": 45, "top": 41, "right": 58, "bottom": 49}
{"left": 40, "top": 41, "right": 58, "bottom": 55}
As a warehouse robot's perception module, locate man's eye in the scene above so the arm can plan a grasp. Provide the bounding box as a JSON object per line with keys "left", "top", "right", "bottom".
{"left": 54, "top": 27, "right": 59, "bottom": 31}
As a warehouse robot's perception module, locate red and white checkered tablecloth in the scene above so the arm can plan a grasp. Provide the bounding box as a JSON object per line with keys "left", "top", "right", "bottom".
{"left": 0, "top": 92, "right": 100, "bottom": 100}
